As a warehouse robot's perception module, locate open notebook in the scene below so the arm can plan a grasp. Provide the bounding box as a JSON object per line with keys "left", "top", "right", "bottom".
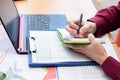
{"left": 57, "top": 28, "right": 105, "bottom": 45}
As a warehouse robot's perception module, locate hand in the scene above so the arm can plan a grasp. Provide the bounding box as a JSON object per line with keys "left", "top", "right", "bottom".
{"left": 65, "top": 20, "right": 97, "bottom": 38}
{"left": 64, "top": 33, "right": 109, "bottom": 65}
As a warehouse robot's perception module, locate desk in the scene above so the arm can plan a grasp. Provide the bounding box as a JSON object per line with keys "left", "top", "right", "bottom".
{"left": 15, "top": 0, "right": 120, "bottom": 58}
{"left": 15, "top": 0, "right": 97, "bottom": 20}
{"left": 108, "top": 33, "right": 120, "bottom": 59}
{"left": 0, "top": 0, "right": 120, "bottom": 80}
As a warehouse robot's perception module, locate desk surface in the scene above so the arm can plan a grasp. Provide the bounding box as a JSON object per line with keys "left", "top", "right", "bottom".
{"left": 0, "top": 0, "right": 120, "bottom": 80}
{"left": 15, "top": 0, "right": 120, "bottom": 59}
{"left": 15, "top": 0, "right": 97, "bottom": 20}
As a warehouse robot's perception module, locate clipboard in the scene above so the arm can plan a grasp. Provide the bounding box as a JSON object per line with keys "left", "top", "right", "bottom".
{"left": 28, "top": 31, "right": 98, "bottom": 67}
{"left": 28, "top": 52, "right": 98, "bottom": 67}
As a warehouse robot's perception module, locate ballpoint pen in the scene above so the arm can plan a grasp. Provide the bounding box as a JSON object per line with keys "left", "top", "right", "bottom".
{"left": 77, "top": 13, "right": 83, "bottom": 34}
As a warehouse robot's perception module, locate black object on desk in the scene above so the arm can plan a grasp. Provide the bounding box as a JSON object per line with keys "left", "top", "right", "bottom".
{"left": 0, "top": 72, "right": 6, "bottom": 80}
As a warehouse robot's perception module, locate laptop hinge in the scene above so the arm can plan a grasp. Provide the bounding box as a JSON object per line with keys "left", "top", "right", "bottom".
{"left": 18, "top": 15, "right": 28, "bottom": 54}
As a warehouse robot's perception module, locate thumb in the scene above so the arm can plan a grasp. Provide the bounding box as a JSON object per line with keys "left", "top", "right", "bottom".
{"left": 88, "top": 33, "right": 96, "bottom": 43}
{"left": 80, "top": 25, "right": 88, "bottom": 34}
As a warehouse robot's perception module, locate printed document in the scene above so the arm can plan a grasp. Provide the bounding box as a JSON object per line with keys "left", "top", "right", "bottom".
{"left": 57, "top": 34, "right": 118, "bottom": 80}
{"left": 30, "top": 31, "right": 118, "bottom": 64}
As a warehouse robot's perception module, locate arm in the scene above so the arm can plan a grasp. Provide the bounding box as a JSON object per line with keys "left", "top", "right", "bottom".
{"left": 66, "top": 2, "right": 120, "bottom": 38}
{"left": 64, "top": 33, "right": 120, "bottom": 80}
{"left": 65, "top": 1, "right": 120, "bottom": 80}
{"left": 101, "top": 56, "right": 120, "bottom": 80}
{"left": 64, "top": 34, "right": 109, "bottom": 65}
{"left": 88, "top": 1, "right": 120, "bottom": 37}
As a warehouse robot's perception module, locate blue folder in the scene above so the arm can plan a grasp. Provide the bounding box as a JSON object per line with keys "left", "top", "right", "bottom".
{"left": 28, "top": 51, "right": 98, "bottom": 67}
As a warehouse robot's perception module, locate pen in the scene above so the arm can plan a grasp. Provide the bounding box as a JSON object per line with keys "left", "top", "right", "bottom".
{"left": 77, "top": 13, "right": 83, "bottom": 34}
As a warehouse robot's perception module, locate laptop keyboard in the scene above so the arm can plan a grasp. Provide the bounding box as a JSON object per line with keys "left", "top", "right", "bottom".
{"left": 27, "top": 15, "right": 50, "bottom": 30}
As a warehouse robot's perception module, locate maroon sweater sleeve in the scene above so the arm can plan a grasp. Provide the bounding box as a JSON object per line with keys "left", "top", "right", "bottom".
{"left": 101, "top": 56, "right": 120, "bottom": 80}
{"left": 88, "top": 1, "right": 120, "bottom": 37}
{"left": 87, "top": 2, "right": 120, "bottom": 79}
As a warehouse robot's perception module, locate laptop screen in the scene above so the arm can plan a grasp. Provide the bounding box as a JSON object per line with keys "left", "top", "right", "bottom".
{"left": 0, "top": 0, "right": 20, "bottom": 51}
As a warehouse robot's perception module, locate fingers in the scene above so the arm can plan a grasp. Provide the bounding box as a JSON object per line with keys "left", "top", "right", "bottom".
{"left": 66, "top": 20, "right": 81, "bottom": 37}
{"left": 80, "top": 25, "right": 88, "bottom": 35}
{"left": 68, "top": 20, "right": 78, "bottom": 25}
{"left": 80, "top": 21, "right": 94, "bottom": 37}
{"left": 67, "top": 20, "right": 78, "bottom": 30}
{"left": 66, "top": 20, "right": 97, "bottom": 38}
{"left": 66, "top": 20, "right": 96, "bottom": 38}
{"left": 88, "top": 33, "right": 95, "bottom": 42}
{"left": 88, "top": 33, "right": 100, "bottom": 45}
{"left": 65, "top": 25, "right": 77, "bottom": 35}
{"left": 66, "top": 21, "right": 90, "bottom": 38}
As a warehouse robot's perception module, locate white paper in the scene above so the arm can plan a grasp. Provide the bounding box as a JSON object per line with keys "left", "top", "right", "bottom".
{"left": 57, "top": 28, "right": 105, "bottom": 43}
{"left": 29, "top": 30, "right": 118, "bottom": 80}
{"left": 57, "top": 34, "right": 118, "bottom": 80}
{"left": 0, "top": 23, "right": 49, "bottom": 80}
{"left": 29, "top": 31, "right": 118, "bottom": 63}
{"left": 57, "top": 66, "right": 112, "bottom": 80}
{"left": 30, "top": 31, "right": 94, "bottom": 63}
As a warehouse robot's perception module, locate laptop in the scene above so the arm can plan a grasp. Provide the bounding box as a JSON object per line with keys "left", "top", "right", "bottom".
{"left": 0, "top": 0, "right": 67, "bottom": 54}
{"left": 1, "top": 0, "right": 99, "bottom": 67}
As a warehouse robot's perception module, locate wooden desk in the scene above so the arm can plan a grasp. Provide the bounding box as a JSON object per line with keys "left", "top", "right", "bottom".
{"left": 15, "top": 0, "right": 97, "bottom": 20}
{"left": 108, "top": 33, "right": 120, "bottom": 59}
{"left": 0, "top": 0, "right": 119, "bottom": 80}
{"left": 15, "top": 0, "right": 120, "bottom": 59}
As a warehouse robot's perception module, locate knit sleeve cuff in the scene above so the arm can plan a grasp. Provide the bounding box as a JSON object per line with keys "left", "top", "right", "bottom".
{"left": 101, "top": 56, "right": 120, "bottom": 79}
